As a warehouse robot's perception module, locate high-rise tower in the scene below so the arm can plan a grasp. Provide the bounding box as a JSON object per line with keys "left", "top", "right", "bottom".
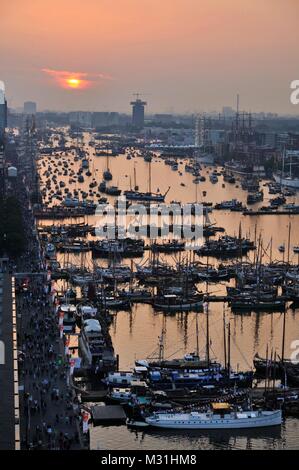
{"left": 130, "top": 94, "right": 147, "bottom": 128}
{"left": 0, "top": 81, "right": 7, "bottom": 143}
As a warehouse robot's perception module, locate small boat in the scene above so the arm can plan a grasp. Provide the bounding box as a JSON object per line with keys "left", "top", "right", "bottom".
{"left": 81, "top": 159, "right": 89, "bottom": 169}
{"left": 209, "top": 174, "right": 218, "bottom": 183}
{"left": 126, "top": 419, "right": 149, "bottom": 429}
{"left": 153, "top": 294, "right": 203, "bottom": 312}
{"left": 99, "top": 181, "right": 106, "bottom": 192}
{"left": 247, "top": 191, "right": 263, "bottom": 204}
{"left": 151, "top": 240, "right": 185, "bottom": 253}
{"left": 103, "top": 169, "right": 112, "bottom": 181}
{"left": 278, "top": 244, "right": 285, "bottom": 253}
{"left": 105, "top": 186, "right": 122, "bottom": 196}
{"left": 293, "top": 246, "right": 299, "bottom": 254}
{"left": 214, "top": 199, "right": 243, "bottom": 211}
{"left": 109, "top": 388, "right": 131, "bottom": 403}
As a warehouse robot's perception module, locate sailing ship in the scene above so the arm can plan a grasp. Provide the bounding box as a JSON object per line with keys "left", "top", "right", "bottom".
{"left": 124, "top": 160, "right": 170, "bottom": 202}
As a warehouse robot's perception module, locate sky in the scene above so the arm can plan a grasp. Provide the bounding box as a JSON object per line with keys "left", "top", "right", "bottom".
{"left": 1, "top": 0, "right": 299, "bottom": 114}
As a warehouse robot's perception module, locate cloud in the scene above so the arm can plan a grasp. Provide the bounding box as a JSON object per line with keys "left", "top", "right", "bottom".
{"left": 41, "top": 68, "right": 113, "bottom": 89}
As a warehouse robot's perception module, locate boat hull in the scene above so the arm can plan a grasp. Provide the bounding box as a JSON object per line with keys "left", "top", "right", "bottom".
{"left": 153, "top": 301, "right": 203, "bottom": 312}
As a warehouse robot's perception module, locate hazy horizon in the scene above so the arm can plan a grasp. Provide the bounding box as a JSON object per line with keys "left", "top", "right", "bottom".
{"left": 1, "top": 0, "right": 299, "bottom": 115}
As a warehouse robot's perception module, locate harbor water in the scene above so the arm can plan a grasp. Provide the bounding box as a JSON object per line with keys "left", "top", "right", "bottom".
{"left": 37, "top": 130, "right": 299, "bottom": 449}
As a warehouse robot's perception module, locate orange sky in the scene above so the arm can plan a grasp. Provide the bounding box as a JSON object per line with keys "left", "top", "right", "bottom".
{"left": 1, "top": 0, "right": 299, "bottom": 113}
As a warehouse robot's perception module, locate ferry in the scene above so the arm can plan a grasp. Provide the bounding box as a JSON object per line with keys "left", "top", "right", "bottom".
{"left": 145, "top": 404, "right": 282, "bottom": 429}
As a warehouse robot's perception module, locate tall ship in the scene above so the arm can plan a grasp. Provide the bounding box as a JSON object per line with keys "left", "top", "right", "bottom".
{"left": 124, "top": 159, "right": 170, "bottom": 202}
{"left": 274, "top": 149, "right": 299, "bottom": 189}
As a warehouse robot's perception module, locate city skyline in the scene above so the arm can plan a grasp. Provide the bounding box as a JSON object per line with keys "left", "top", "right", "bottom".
{"left": 1, "top": 0, "right": 299, "bottom": 114}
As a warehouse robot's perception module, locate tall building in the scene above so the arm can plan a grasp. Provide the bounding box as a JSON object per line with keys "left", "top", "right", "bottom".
{"left": 0, "top": 81, "right": 7, "bottom": 143}
{"left": 23, "top": 101, "right": 37, "bottom": 114}
{"left": 130, "top": 95, "right": 147, "bottom": 128}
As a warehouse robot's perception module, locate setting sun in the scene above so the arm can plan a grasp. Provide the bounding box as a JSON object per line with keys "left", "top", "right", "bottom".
{"left": 66, "top": 77, "right": 81, "bottom": 88}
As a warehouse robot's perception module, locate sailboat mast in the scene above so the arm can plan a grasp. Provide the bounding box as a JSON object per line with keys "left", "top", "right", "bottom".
{"left": 204, "top": 300, "right": 210, "bottom": 366}
{"left": 223, "top": 306, "right": 227, "bottom": 371}
{"left": 281, "top": 307, "right": 286, "bottom": 364}
{"left": 195, "top": 315, "right": 199, "bottom": 357}
{"left": 287, "top": 221, "right": 291, "bottom": 265}
{"left": 134, "top": 164, "right": 137, "bottom": 189}
{"left": 148, "top": 161, "right": 152, "bottom": 194}
{"left": 227, "top": 320, "right": 231, "bottom": 378}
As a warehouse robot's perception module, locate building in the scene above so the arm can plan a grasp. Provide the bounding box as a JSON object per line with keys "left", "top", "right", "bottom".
{"left": 130, "top": 96, "right": 147, "bottom": 128}
{"left": 0, "top": 81, "right": 7, "bottom": 143}
{"left": 153, "top": 114, "right": 174, "bottom": 124}
{"left": 23, "top": 101, "right": 37, "bottom": 114}
{"left": 222, "top": 106, "right": 235, "bottom": 117}
{"left": 92, "top": 112, "right": 120, "bottom": 128}
{"left": 69, "top": 111, "right": 92, "bottom": 128}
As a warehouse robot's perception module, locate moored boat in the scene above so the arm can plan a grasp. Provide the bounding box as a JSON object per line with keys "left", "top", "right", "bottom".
{"left": 145, "top": 404, "right": 282, "bottom": 429}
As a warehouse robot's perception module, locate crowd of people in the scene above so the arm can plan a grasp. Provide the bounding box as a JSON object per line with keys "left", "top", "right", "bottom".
{"left": 17, "top": 280, "right": 82, "bottom": 449}
{"left": 11, "top": 180, "right": 84, "bottom": 449}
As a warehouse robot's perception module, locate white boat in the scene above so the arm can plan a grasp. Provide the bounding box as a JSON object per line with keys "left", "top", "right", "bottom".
{"left": 110, "top": 388, "right": 131, "bottom": 402}
{"left": 72, "top": 274, "right": 94, "bottom": 285}
{"left": 104, "top": 371, "right": 135, "bottom": 386}
{"left": 293, "top": 246, "right": 299, "bottom": 254}
{"left": 274, "top": 174, "right": 299, "bottom": 189}
{"left": 145, "top": 406, "right": 282, "bottom": 429}
{"left": 278, "top": 244, "right": 285, "bottom": 253}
